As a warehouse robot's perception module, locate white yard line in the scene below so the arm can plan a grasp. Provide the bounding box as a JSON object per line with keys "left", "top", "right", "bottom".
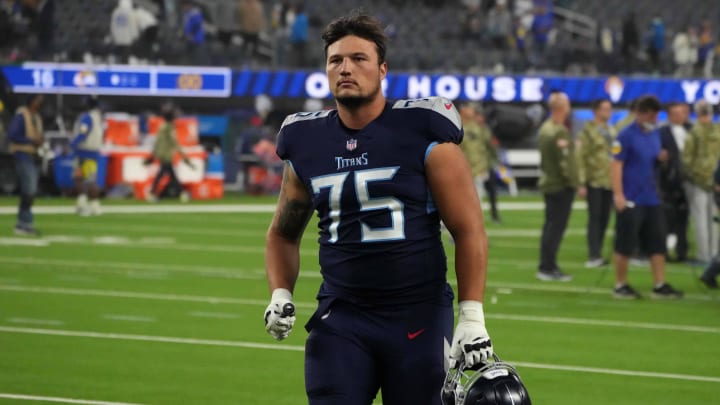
{"left": 1, "top": 285, "right": 717, "bottom": 334}
{"left": 0, "top": 325, "right": 717, "bottom": 383}
{"left": 0, "top": 393, "right": 145, "bottom": 405}
{"left": 6, "top": 317, "right": 64, "bottom": 326}
{"left": 101, "top": 314, "right": 156, "bottom": 323}
{"left": 0, "top": 237, "right": 49, "bottom": 247}
{"left": 0, "top": 202, "right": 571, "bottom": 216}
{"left": 188, "top": 311, "right": 243, "bottom": 319}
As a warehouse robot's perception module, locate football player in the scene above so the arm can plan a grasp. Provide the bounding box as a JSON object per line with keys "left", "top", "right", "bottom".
{"left": 70, "top": 96, "right": 104, "bottom": 216}
{"left": 264, "top": 12, "right": 493, "bottom": 404}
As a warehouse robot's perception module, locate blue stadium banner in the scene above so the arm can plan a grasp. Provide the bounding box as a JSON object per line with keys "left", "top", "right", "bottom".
{"left": 233, "top": 70, "right": 720, "bottom": 105}
{"left": 1, "top": 62, "right": 232, "bottom": 97}
{"left": 4, "top": 63, "right": 720, "bottom": 104}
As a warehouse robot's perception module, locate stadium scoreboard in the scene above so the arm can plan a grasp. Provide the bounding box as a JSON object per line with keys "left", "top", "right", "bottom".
{"left": 1, "top": 62, "right": 232, "bottom": 97}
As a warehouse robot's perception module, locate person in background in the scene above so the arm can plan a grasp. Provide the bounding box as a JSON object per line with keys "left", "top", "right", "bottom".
{"left": 8, "top": 94, "right": 43, "bottom": 236}
{"left": 145, "top": 103, "right": 195, "bottom": 202}
{"left": 658, "top": 102, "right": 691, "bottom": 262}
{"left": 110, "top": 0, "right": 140, "bottom": 63}
{"left": 476, "top": 105, "right": 502, "bottom": 223}
{"left": 682, "top": 99, "right": 720, "bottom": 265}
{"left": 610, "top": 94, "right": 683, "bottom": 299}
{"left": 699, "top": 159, "right": 720, "bottom": 289}
{"left": 181, "top": 0, "right": 208, "bottom": 65}
{"left": 70, "top": 96, "right": 104, "bottom": 216}
{"left": 577, "top": 98, "right": 615, "bottom": 268}
{"left": 537, "top": 91, "right": 577, "bottom": 281}
{"left": 458, "top": 102, "right": 486, "bottom": 200}
{"left": 237, "top": 0, "right": 266, "bottom": 64}
{"left": 288, "top": 3, "right": 308, "bottom": 67}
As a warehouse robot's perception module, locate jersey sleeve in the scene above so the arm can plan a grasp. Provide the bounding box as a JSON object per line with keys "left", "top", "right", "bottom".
{"left": 275, "top": 114, "right": 295, "bottom": 161}
{"left": 428, "top": 97, "right": 463, "bottom": 144}
{"left": 612, "top": 129, "right": 630, "bottom": 162}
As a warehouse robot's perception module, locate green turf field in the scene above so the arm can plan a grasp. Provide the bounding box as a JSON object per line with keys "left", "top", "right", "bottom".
{"left": 0, "top": 195, "right": 718, "bottom": 404}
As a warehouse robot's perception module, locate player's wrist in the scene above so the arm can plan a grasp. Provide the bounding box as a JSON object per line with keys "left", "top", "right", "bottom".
{"left": 458, "top": 300, "right": 485, "bottom": 324}
{"left": 271, "top": 288, "right": 293, "bottom": 302}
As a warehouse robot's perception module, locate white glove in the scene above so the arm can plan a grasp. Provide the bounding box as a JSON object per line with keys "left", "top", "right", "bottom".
{"left": 264, "top": 288, "right": 296, "bottom": 341}
{"left": 449, "top": 301, "right": 493, "bottom": 368}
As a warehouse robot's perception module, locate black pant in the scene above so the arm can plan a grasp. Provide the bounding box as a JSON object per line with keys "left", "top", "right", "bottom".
{"left": 539, "top": 188, "right": 576, "bottom": 272}
{"left": 664, "top": 201, "right": 689, "bottom": 260}
{"left": 484, "top": 175, "right": 499, "bottom": 220}
{"left": 151, "top": 162, "right": 181, "bottom": 197}
{"left": 586, "top": 186, "right": 613, "bottom": 259}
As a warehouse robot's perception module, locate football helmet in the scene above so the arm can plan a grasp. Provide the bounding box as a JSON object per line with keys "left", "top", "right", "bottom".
{"left": 441, "top": 354, "right": 531, "bottom": 405}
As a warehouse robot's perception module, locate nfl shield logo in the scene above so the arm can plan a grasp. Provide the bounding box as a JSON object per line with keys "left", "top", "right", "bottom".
{"left": 346, "top": 138, "right": 357, "bottom": 151}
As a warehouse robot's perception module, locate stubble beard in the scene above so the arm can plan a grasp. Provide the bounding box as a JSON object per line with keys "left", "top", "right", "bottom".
{"left": 335, "top": 81, "right": 382, "bottom": 110}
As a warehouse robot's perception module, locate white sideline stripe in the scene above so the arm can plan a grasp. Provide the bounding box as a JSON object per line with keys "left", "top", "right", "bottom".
{"left": 0, "top": 201, "right": 577, "bottom": 216}
{"left": 102, "top": 314, "right": 156, "bottom": 323}
{"left": 6, "top": 317, "right": 64, "bottom": 326}
{"left": 0, "top": 393, "right": 145, "bottom": 405}
{"left": 512, "top": 361, "right": 720, "bottom": 383}
{"left": 0, "top": 326, "right": 717, "bottom": 383}
{"left": 2, "top": 285, "right": 717, "bottom": 334}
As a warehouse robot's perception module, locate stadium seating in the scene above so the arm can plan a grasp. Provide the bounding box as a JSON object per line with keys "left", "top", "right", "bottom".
{"left": 15, "top": 0, "right": 720, "bottom": 74}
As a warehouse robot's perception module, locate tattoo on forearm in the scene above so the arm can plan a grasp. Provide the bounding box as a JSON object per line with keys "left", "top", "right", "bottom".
{"left": 275, "top": 198, "right": 312, "bottom": 241}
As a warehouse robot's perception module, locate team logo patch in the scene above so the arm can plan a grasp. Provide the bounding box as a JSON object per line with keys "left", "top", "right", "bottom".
{"left": 346, "top": 138, "right": 357, "bottom": 151}
{"left": 444, "top": 102, "right": 453, "bottom": 110}
{"left": 611, "top": 141, "right": 622, "bottom": 155}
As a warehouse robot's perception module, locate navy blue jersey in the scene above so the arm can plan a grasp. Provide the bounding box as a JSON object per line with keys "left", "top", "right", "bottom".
{"left": 277, "top": 97, "right": 463, "bottom": 305}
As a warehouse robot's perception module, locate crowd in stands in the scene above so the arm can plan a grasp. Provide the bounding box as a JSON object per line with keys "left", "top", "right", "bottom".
{"left": 1, "top": 0, "right": 719, "bottom": 76}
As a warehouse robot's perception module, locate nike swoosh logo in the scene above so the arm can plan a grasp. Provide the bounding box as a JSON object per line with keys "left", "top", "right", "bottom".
{"left": 407, "top": 328, "right": 426, "bottom": 340}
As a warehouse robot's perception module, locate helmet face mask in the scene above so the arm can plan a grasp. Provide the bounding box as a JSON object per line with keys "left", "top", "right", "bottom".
{"left": 441, "top": 355, "right": 532, "bottom": 405}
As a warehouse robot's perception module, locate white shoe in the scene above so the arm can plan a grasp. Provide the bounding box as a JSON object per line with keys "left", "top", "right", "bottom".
{"left": 179, "top": 191, "right": 190, "bottom": 203}
{"left": 145, "top": 193, "right": 158, "bottom": 203}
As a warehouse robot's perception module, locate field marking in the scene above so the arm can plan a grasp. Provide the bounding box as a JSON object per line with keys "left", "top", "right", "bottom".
{"left": 0, "top": 257, "right": 264, "bottom": 280}
{"left": 0, "top": 202, "right": 572, "bottom": 216}
{"left": 2, "top": 285, "right": 717, "bottom": 334}
{"left": 6, "top": 317, "right": 64, "bottom": 326}
{"left": 0, "top": 325, "right": 717, "bottom": 383}
{"left": 188, "top": 311, "right": 243, "bottom": 319}
{"left": 0, "top": 393, "right": 145, "bottom": 405}
{"left": 0, "top": 237, "right": 49, "bottom": 247}
{"left": 102, "top": 314, "right": 156, "bottom": 323}
{"left": 512, "top": 361, "right": 720, "bottom": 383}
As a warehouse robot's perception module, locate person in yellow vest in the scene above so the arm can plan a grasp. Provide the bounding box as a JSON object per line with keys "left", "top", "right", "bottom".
{"left": 537, "top": 92, "right": 578, "bottom": 281}
{"left": 144, "top": 103, "right": 195, "bottom": 202}
{"left": 8, "top": 94, "right": 44, "bottom": 236}
{"left": 70, "top": 96, "right": 104, "bottom": 216}
{"left": 576, "top": 99, "right": 616, "bottom": 268}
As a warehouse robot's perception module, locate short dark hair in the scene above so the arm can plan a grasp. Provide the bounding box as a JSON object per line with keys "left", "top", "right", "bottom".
{"left": 590, "top": 98, "right": 611, "bottom": 111}
{"left": 635, "top": 95, "right": 662, "bottom": 113}
{"left": 321, "top": 11, "right": 388, "bottom": 65}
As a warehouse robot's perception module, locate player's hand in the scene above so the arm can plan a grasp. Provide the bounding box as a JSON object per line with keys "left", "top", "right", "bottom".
{"left": 264, "top": 288, "right": 296, "bottom": 341}
{"left": 449, "top": 301, "right": 492, "bottom": 369}
{"left": 614, "top": 193, "right": 627, "bottom": 212}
